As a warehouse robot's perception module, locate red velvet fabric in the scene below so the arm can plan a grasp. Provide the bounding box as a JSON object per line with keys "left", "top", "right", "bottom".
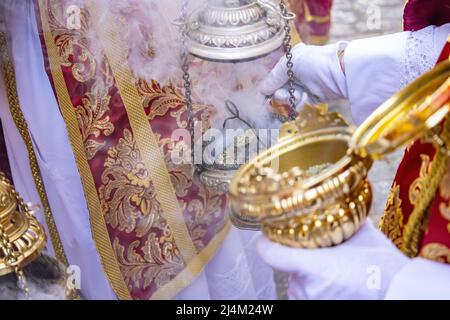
{"left": 404, "top": 0, "right": 450, "bottom": 31}
{"left": 383, "top": 42, "right": 450, "bottom": 263}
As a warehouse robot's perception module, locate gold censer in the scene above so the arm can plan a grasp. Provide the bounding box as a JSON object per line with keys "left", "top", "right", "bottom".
{"left": 229, "top": 60, "right": 450, "bottom": 248}
{"left": 0, "top": 173, "right": 46, "bottom": 290}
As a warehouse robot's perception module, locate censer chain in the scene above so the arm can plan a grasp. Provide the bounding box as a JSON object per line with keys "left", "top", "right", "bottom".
{"left": 180, "top": 0, "right": 196, "bottom": 167}
{"left": 179, "top": 0, "right": 298, "bottom": 160}
{"left": 280, "top": 0, "right": 297, "bottom": 121}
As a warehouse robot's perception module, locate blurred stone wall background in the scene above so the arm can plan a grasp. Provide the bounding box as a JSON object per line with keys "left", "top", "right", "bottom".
{"left": 275, "top": 0, "right": 406, "bottom": 299}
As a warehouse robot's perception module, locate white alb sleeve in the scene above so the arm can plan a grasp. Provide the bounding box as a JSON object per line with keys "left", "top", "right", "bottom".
{"left": 344, "top": 23, "right": 450, "bottom": 124}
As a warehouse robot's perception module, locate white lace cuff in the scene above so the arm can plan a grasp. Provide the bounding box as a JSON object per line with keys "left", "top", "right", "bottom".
{"left": 402, "top": 26, "right": 439, "bottom": 88}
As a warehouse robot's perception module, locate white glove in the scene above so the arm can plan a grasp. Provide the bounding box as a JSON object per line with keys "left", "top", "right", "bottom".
{"left": 262, "top": 25, "right": 450, "bottom": 124}
{"left": 260, "top": 42, "right": 349, "bottom": 103}
{"left": 257, "top": 220, "right": 409, "bottom": 300}
{"left": 385, "top": 257, "right": 450, "bottom": 300}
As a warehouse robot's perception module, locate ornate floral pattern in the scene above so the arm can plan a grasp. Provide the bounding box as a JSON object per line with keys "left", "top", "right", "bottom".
{"left": 38, "top": 0, "right": 230, "bottom": 299}
{"left": 137, "top": 80, "right": 186, "bottom": 122}
{"left": 421, "top": 243, "right": 450, "bottom": 263}
{"left": 47, "top": 3, "right": 96, "bottom": 82}
{"left": 137, "top": 79, "right": 214, "bottom": 130}
{"left": 439, "top": 164, "right": 450, "bottom": 234}
{"left": 151, "top": 103, "right": 227, "bottom": 253}
{"left": 99, "top": 129, "right": 163, "bottom": 235}
{"left": 409, "top": 154, "right": 431, "bottom": 206}
{"left": 76, "top": 75, "right": 115, "bottom": 160}
{"left": 47, "top": 4, "right": 115, "bottom": 160}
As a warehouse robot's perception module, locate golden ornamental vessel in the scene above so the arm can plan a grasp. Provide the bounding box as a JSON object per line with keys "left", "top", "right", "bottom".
{"left": 0, "top": 174, "right": 46, "bottom": 276}
{"left": 229, "top": 60, "right": 450, "bottom": 247}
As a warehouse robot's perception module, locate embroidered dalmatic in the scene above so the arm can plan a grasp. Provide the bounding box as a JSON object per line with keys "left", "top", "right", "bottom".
{"left": 289, "top": 0, "right": 332, "bottom": 45}
{"left": 34, "top": 0, "right": 233, "bottom": 300}
{"left": 380, "top": 0, "right": 450, "bottom": 263}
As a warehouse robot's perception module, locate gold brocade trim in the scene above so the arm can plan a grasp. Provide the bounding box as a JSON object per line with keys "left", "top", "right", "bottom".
{"left": 437, "top": 158, "right": 450, "bottom": 233}
{"left": 401, "top": 117, "right": 450, "bottom": 257}
{"left": 151, "top": 222, "right": 232, "bottom": 300}
{"left": 87, "top": 2, "right": 232, "bottom": 299}
{"left": 86, "top": 3, "right": 197, "bottom": 264}
{"left": 0, "top": 32, "right": 71, "bottom": 270}
{"left": 409, "top": 154, "right": 431, "bottom": 206}
{"left": 38, "top": 0, "right": 132, "bottom": 300}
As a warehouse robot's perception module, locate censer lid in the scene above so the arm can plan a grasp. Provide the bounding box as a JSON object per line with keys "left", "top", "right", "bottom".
{"left": 351, "top": 60, "right": 450, "bottom": 159}
{"left": 187, "top": 0, "right": 287, "bottom": 62}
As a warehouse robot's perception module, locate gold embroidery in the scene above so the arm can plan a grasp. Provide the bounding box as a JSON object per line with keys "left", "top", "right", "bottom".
{"left": 421, "top": 243, "right": 450, "bottom": 263}
{"left": 88, "top": 0, "right": 199, "bottom": 266}
{"left": 409, "top": 154, "right": 431, "bottom": 206}
{"left": 438, "top": 164, "right": 450, "bottom": 234}
{"left": 42, "top": 0, "right": 231, "bottom": 299}
{"left": 76, "top": 76, "right": 115, "bottom": 160}
{"left": 137, "top": 80, "right": 185, "bottom": 121}
{"left": 99, "top": 130, "right": 227, "bottom": 295}
{"left": 48, "top": 4, "right": 96, "bottom": 83}
{"left": 380, "top": 183, "right": 404, "bottom": 248}
{"left": 113, "top": 226, "right": 184, "bottom": 291}
{"left": 158, "top": 136, "right": 227, "bottom": 251}
{"left": 99, "top": 129, "right": 164, "bottom": 235}
{"left": 39, "top": 0, "right": 132, "bottom": 299}
{"left": 151, "top": 221, "right": 232, "bottom": 300}
{"left": 402, "top": 118, "right": 450, "bottom": 257}
{"left": 47, "top": 3, "right": 115, "bottom": 160}
{"left": 137, "top": 79, "right": 213, "bottom": 130}
{"left": 186, "top": 188, "right": 226, "bottom": 250}
{"left": 439, "top": 164, "right": 450, "bottom": 199}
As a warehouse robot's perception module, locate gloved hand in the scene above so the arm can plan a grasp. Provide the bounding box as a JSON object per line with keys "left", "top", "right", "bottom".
{"left": 257, "top": 220, "right": 410, "bottom": 300}
{"left": 385, "top": 257, "right": 450, "bottom": 300}
{"left": 260, "top": 42, "right": 349, "bottom": 105}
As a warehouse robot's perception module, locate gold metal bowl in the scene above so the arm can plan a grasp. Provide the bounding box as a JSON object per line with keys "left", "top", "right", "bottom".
{"left": 262, "top": 180, "right": 371, "bottom": 248}
{"left": 229, "top": 60, "right": 450, "bottom": 247}
{"left": 229, "top": 126, "right": 373, "bottom": 239}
